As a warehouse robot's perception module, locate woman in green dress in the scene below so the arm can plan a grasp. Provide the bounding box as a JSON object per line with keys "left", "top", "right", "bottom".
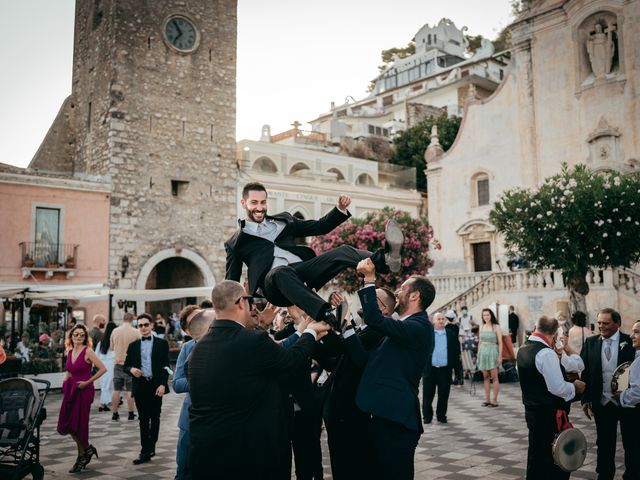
{"left": 477, "top": 308, "right": 503, "bottom": 407}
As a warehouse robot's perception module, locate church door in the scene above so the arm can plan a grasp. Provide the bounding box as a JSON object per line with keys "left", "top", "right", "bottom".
{"left": 472, "top": 242, "right": 492, "bottom": 272}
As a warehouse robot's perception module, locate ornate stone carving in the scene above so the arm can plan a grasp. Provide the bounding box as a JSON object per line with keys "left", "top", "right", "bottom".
{"left": 586, "top": 116, "right": 621, "bottom": 165}
{"left": 586, "top": 21, "right": 616, "bottom": 78}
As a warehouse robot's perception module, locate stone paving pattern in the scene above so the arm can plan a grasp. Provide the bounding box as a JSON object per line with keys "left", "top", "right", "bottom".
{"left": 30, "top": 383, "right": 626, "bottom": 479}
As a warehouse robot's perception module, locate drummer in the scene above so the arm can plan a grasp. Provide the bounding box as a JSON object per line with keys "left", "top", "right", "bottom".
{"left": 617, "top": 320, "right": 640, "bottom": 408}
{"left": 517, "top": 315, "right": 585, "bottom": 479}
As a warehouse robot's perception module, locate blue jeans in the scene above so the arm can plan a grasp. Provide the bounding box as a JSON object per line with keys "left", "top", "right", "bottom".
{"left": 175, "top": 427, "right": 191, "bottom": 480}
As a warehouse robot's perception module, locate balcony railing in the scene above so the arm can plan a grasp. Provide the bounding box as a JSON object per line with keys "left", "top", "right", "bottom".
{"left": 19, "top": 242, "right": 79, "bottom": 269}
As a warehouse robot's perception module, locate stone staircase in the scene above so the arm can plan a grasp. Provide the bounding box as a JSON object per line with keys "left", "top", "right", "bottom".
{"left": 431, "top": 268, "right": 617, "bottom": 313}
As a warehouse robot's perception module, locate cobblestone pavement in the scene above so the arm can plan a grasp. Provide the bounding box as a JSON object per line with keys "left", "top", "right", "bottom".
{"left": 26, "top": 383, "right": 626, "bottom": 479}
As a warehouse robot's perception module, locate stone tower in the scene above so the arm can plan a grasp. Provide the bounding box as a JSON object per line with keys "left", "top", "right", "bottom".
{"left": 31, "top": 0, "right": 238, "bottom": 299}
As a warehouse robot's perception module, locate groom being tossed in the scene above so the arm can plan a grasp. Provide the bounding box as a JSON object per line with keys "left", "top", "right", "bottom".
{"left": 225, "top": 182, "right": 403, "bottom": 325}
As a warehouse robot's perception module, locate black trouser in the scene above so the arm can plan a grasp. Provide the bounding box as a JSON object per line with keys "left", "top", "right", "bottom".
{"left": 292, "top": 410, "right": 324, "bottom": 480}
{"left": 368, "top": 416, "right": 420, "bottom": 480}
{"left": 325, "top": 410, "right": 374, "bottom": 480}
{"left": 422, "top": 366, "right": 451, "bottom": 421}
{"left": 134, "top": 380, "right": 163, "bottom": 455}
{"left": 593, "top": 402, "right": 640, "bottom": 480}
{"left": 264, "top": 245, "right": 372, "bottom": 320}
{"left": 524, "top": 407, "right": 569, "bottom": 480}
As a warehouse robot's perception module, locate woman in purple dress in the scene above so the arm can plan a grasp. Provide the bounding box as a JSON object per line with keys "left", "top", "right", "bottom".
{"left": 57, "top": 324, "right": 107, "bottom": 473}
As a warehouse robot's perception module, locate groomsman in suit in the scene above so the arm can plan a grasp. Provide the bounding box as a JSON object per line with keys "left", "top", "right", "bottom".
{"left": 344, "top": 259, "right": 435, "bottom": 480}
{"left": 124, "top": 313, "right": 170, "bottom": 465}
{"left": 188, "top": 280, "right": 330, "bottom": 480}
{"left": 580, "top": 308, "right": 638, "bottom": 480}
{"left": 422, "top": 312, "right": 461, "bottom": 424}
{"left": 225, "top": 182, "right": 402, "bottom": 325}
{"left": 617, "top": 320, "right": 640, "bottom": 408}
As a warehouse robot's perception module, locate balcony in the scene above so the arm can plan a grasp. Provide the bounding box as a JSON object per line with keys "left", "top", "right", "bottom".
{"left": 19, "top": 242, "right": 79, "bottom": 279}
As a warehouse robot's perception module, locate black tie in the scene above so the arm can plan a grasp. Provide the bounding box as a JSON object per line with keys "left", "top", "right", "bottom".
{"left": 141, "top": 336, "right": 152, "bottom": 341}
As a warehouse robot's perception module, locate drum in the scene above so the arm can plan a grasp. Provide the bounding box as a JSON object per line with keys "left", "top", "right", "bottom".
{"left": 611, "top": 362, "right": 632, "bottom": 394}
{"left": 552, "top": 428, "right": 587, "bottom": 472}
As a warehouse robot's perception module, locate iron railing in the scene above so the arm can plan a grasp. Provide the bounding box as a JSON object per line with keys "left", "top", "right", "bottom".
{"left": 19, "top": 242, "right": 79, "bottom": 269}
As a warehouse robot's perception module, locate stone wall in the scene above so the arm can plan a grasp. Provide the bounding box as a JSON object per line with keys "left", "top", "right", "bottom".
{"left": 70, "top": 0, "right": 238, "bottom": 289}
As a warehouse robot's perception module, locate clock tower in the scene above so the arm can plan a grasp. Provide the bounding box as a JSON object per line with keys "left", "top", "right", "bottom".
{"left": 32, "top": 0, "right": 238, "bottom": 301}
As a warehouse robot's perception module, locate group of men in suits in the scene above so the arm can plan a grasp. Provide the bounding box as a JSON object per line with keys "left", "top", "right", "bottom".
{"left": 181, "top": 181, "right": 437, "bottom": 479}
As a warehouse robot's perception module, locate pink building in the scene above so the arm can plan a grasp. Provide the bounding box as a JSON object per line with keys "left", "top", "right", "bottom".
{"left": 0, "top": 168, "right": 110, "bottom": 342}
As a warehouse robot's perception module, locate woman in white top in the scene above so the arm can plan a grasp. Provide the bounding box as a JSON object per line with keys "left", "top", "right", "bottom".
{"left": 95, "top": 322, "right": 116, "bottom": 411}
{"left": 567, "top": 311, "right": 591, "bottom": 355}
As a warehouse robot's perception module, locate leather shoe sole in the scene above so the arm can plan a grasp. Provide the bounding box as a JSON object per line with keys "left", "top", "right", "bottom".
{"left": 384, "top": 219, "right": 403, "bottom": 273}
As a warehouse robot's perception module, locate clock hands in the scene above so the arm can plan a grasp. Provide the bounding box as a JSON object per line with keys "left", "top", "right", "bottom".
{"left": 171, "top": 19, "right": 183, "bottom": 40}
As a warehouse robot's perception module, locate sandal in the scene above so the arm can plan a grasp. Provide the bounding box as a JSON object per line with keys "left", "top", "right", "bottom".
{"left": 488, "top": 402, "right": 499, "bottom": 407}
{"left": 482, "top": 402, "right": 490, "bottom": 407}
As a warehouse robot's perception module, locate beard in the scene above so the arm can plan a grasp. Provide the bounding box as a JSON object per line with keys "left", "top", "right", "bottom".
{"left": 246, "top": 207, "right": 267, "bottom": 223}
{"left": 395, "top": 296, "right": 408, "bottom": 316}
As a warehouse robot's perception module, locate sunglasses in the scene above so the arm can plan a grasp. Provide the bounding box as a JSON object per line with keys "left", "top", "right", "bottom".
{"left": 72, "top": 332, "right": 86, "bottom": 338}
{"left": 235, "top": 295, "right": 256, "bottom": 308}
{"left": 138, "top": 322, "right": 151, "bottom": 328}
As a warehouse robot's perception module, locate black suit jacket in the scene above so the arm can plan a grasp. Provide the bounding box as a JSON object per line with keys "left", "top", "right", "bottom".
{"left": 188, "top": 319, "right": 316, "bottom": 478}
{"left": 345, "top": 286, "right": 434, "bottom": 433}
{"left": 123, "top": 336, "right": 170, "bottom": 395}
{"left": 580, "top": 332, "right": 635, "bottom": 405}
{"left": 424, "top": 327, "right": 461, "bottom": 377}
{"left": 224, "top": 208, "right": 350, "bottom": 294}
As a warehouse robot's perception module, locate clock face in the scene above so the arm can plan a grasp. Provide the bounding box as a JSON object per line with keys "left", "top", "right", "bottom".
{"left": 164, "top": 16, "right": 198, "bottom": 52}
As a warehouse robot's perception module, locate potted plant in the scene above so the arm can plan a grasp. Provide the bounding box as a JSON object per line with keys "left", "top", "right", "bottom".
{"left": 23, "top": 255, "right": 34, "bottom": 267}
{"left": 65, "top": 255, "right": 76, "bottom": 269}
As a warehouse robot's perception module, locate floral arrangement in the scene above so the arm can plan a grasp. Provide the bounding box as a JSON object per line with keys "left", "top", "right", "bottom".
{"left": 309, "top": 207, "right": 440, "bottom": 293}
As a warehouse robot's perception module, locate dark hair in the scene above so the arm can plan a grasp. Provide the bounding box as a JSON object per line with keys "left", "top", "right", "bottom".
{"left": 408, "top": 276, "right": 436, "bottom": 311}
{"left": 536, "top": 315, "right": 559, "bottom": 335}
{"left": 123, "top": 312, "right": 135, "bottom": 323}
{"left": 378, "top": 287, "right": 397, "bottom": 311}
{"left": 179, "top": 304, "right": 201, "bottom": 332}
{"left": 571, "top": 311, "right": 587, "bottom": 328}
{"left": 100, "top": 322, "right": 117, "bottom": 355}
{"left": 481, "top": 308, "right": 499, "bottom": 325}
{"left": 242, "top": 182, "right": 267, "bottom": 199}
{"left": 598, "top": 308, "right": 621, "bottom": 325}
{"left": 200, "top": 299, "right": 213, "bottom": 309}
{"left": 137, "top": 312, "right": 153, "bottom": 323}
{"left": 65, "top": 324, "right": 90, "bottom": 351}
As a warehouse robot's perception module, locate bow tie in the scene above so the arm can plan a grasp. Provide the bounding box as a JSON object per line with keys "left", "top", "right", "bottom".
{"left": 141, "top": 336, "right": 152, "bottom": 341}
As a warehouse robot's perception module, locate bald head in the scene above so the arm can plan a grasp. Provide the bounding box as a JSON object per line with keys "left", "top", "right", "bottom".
{"left": 211, "top": 281, "right": 245, "bottom": 311}
{"left": 189, "top": 309, "right": 216, "bottom": 340}
{"left": 92, "top": 314, "right": 106, "bottom": 328}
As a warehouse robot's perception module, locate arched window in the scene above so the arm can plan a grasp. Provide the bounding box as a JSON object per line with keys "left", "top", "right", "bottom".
{"left": 471, "top": 172, "right": 490, "bottom": 207}
{"left": 289, "top": 162, "right": 311, "bottom": 176}
{"left": 327, "top": 168, "right": 345, "bottom": 181}
{"left": 356, "top": 173, "right": 375, "bottom": 186}
{"left": 253, "top": 156, "right": 278, "bottom": 173}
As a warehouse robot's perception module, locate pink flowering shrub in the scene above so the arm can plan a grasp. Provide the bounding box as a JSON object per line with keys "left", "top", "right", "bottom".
{"left": 310, "top": 207, "right": 439, "bottom": 293}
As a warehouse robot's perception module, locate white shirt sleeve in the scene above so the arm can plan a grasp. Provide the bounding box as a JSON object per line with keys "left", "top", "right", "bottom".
{"left": 620, "top": 356, "right": 640, "bottom": 408}
{"left": 535, "top": 348, "right": 576, "bottom": 402}
{"left": 302, "top": 328, "right": 317, "bottom": 340}
{"left": 561, "top": 353, "right": 585, "bottom": 374}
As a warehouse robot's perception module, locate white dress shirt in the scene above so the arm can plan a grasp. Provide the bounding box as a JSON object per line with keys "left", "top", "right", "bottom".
{"left": 243, "top": 218, "right": 303, "bottom": 269}
{"left": 620, "top": 351, "right": 640, "bottom": 408}
{"left": 530, "top": 336, "right": 576, "bottom": 402}
{"left": 600, "top": 330, "right": 620, "bottom": 406}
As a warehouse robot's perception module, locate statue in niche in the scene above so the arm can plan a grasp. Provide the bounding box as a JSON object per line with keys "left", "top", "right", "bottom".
{"left": 586, "top": 21, "right": 616, "bottom": 78}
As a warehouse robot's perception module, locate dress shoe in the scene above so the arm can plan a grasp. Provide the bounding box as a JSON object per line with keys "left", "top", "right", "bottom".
{"left": 322, "top": 311, "right": 340, "bottom": 331}
{"left": 111, "top": 412, "right": 120, "bottom": 421}
{"left": 133, "top": 453, "right": 151, "bottom": 465}
{"left": 128, "top": 411, "right": 137, "bottom": 421}
{"left": 423, "top": 418, "right": 432, "bottom": 424}
{"left": 437, "top": 417, "right": 448, "bottom": 424}
{"left": 384, "top": 219, "right": 403, "bottom": 273}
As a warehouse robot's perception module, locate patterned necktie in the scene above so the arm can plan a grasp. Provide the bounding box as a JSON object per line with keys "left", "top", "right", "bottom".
{"left": 604, "top": 339, "right": 611, "bottom": 362}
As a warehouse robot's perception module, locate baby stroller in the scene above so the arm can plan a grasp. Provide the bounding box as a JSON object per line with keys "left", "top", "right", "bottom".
{"left": 0, "top": 377, "right": 50, "bottom": 480}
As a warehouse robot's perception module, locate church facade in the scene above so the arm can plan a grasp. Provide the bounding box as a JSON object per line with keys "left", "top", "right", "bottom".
{"left": 427, "top": 0, "right": 640, "bottom": 329}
